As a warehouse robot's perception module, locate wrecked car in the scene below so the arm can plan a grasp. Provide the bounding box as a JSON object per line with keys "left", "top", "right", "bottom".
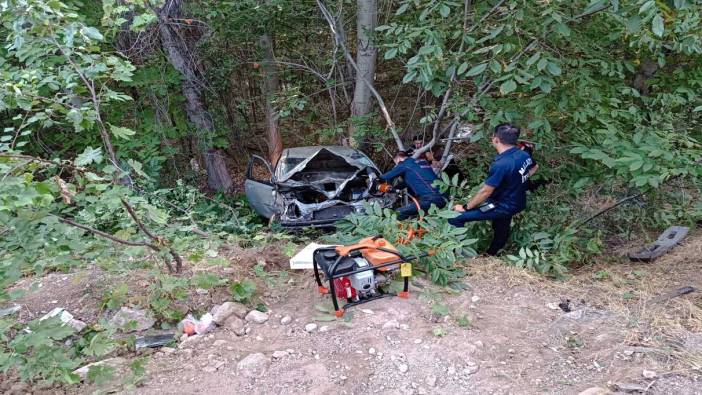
{"left": 245, "top": 146, "right": 395, "bottom": 227}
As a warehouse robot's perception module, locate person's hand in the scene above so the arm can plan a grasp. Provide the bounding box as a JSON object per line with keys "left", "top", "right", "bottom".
{"left": 453, "top": 204, "right": 465, "bottom": 212}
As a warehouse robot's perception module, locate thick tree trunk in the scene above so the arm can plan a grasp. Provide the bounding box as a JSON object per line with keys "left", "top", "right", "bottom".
{"left": 348, "top": 0, "right": 378, "bottom": 147}
{"left": 155, "top": 0, "right": 233, "bottom": 192}
{"left": 259, "top": 33, "right": 283, "bottom": 165}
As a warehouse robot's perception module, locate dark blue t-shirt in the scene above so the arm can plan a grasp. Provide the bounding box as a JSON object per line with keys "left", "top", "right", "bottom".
{"left": 485, "top": 147, "right": 534, "bottom": 213}
{"left": 380, "top": 158, "right": 440, "bottom": 197}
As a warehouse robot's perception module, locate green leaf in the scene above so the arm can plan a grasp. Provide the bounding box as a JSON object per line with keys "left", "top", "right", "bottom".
{"left": 499, "top": 79, "right": 517, "bottom": 95}
{"left": 546, "top": 62, "right": 562, "bottom": 76}
{"left": 457, "top": 62, "right": 468, "bottom": 76}
{"left": 75, "top": 147, "right": 103, "bottom": 166}
{"left": 81, "top": 27, "right": 104, "bottom": 41}
{"left": 439, "top": 4, "right": 450, "bottom": 18}
{"left": 384, "top": 48, "right": 398, "bottom": 60}
{"left": 464, "top": 63, "right": 487, "bottom": 77}
{"left": 651, "top": 14, "right": 664, "bottom": 37}
{"left": 396, "top": 3, "right": 409, "bottom": 15}
{"left": 110, "top": 124, "right": 136, "bottom": 140}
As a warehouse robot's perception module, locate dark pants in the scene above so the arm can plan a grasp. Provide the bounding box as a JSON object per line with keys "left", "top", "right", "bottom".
{"left": 448, "top": 207, "right": 514, "bottom": 255}
{"left": 397, "top": 194, "right": 446, "bottom": 220}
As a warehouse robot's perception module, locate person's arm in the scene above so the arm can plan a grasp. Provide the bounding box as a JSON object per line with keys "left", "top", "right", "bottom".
{"left": 454, "top": 162, "right": 504, "bottom": 212}
{"left": 379, "top": 161, "right": 406, "bottom": 182}
{"left": 528, "top": 163, "right": 539, "bottom": 177}
{"left": 453, "top": 184, "right": 495, "bottom": 212}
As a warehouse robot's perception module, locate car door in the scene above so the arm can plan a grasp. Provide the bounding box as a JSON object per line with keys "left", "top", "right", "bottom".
{"left": 244, "top": 155, "right": 277, "bottom": 218}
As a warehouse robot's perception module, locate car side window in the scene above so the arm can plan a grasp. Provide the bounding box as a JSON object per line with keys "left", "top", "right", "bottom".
{"left": 247, "top": 156, "right": 273, "bottom": 184}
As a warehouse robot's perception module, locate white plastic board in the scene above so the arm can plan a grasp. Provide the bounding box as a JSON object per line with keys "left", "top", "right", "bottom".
{"left": 289, "top": 242, "right": 337, "bottom": 269}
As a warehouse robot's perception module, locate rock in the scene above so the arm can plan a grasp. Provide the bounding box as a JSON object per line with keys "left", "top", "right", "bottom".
{"left": 280, "top": 315, "right": 292, "bottom": 325}
{"left": 642, "top": 370, "right": 657, "bottom": 379}
{"left": 195, "top": 288, "right": 209, "bottom": 295}
{"left": 0, "top": 304, "right": 20, "bottom": 317}
{"left": 425, "top": 375, "right": 437, "bottom": 387}
{"left": 578, "top": 387, "right": 611, "bottom": 395}
{"left": 178, "top": 334, "right": 203, "bottom": 349}
{"left": 162, "top": 347, "right": 176, "bottom": 354}
{"left": 361, "top": 309, "right": 374, "bottom": 315}
{"left": 272, "top": 350, "right": 289, "bottom": 359}
{"left": 213, "top": 339, "right": 228, "bottom": 347}
{"left": 414, "top": 339, "right": 422, "bottom": 344}
{"left": 565, "top": 310, "right": 584, "bottom": 320}
{"left": 368, "top": 347, "right": 376, "bottom": 355}
{"left": 8, "top": 381, "right": 29, "bottom": 395}
{"left": 464, "top": 362, "right": 479, "bottom": 375}
{"left": 212, "top": 302, "right": 248, "bottom": 324}
{"left": 73, "top": 357, "right": 127, "bottom": 380}
{"left": 547, "top": 302, "right": 560, "bottom": 310}
{"left": 237, "top": 353, "right": 270, "bottom": 378}
{"left": 400, "top": 324, "right": 410, "bottom": 330}
{"left": 382, "top": 320, "right": 400, "bottom": 330}
{"left": 245, "top": 310, "right": 269, "bottom": 324}
{"left": 109, "top": 307, "right": 155, "bottom": 332}
{"left": 224, "top": 315, "right": 246, "bottom": 335}
{"left": 608, "top": 382, "right": 647, "bottom": 393}
{"left": 319, "top": 325, "right": 330, "bottom": 332}
{"left": 471, "top": 295, "right": 480, "bottom": 302}
{"left": 40, "top": 307, "right": 87, "bottom": 332}
{"left": 305, "top": 323, "right": 318, "bottom": 333}
{"left": 474, "top": 340, "right": 484, "bottom": 348}
{"left": 398, "top": 363, "right": 409, "bottom": 373}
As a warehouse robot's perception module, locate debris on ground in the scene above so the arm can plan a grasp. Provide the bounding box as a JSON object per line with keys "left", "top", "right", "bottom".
{"left": 181, "top": 313, "right": 214, "bottom": 336}
{"left": 135, "top": 333, "right": 176, "bottom": 349}
{"left": 648, "top": 285, "right": 695, "bottom": 304}
{"left": 73, "top": 357, "right": 128, "bottom": 380}
{"left": 40, "top": 307, "right": 86, "bottom": 332}
{"left": 244, "top": 310, "right": 269, "bottom": 324}
{"left": 629, "top": 225, "right": 689, "bottom": 261}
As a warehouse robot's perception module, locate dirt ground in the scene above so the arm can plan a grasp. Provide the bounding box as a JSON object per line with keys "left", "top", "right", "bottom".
{"left": 3, "top": 232, "right": 702, "bottom": 394}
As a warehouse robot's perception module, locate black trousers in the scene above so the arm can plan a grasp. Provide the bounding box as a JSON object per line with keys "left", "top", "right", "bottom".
{"left": 448, "top": 207, "right": 513, "bottom": 256}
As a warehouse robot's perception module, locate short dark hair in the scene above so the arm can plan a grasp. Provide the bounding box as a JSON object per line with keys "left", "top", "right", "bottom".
{"left": 395, "top": 151, "right": 408, "bottom": 159}
{"left": 493, "top": 123, "right": 521, "bottom": 145}
{"left": 412, "top": 135, "right": 423, "bottom": 142}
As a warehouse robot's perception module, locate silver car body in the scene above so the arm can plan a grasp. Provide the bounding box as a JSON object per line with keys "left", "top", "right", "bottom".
{"left": 244, "top": 146, "right": 394, "bottom": 227}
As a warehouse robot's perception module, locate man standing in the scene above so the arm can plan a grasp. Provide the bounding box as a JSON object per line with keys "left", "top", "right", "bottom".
{"left": 449, "top": 124, "right": 537, "bottom": 255}
{"left": 379, "top": 151, "right": 446, "bottom": 220}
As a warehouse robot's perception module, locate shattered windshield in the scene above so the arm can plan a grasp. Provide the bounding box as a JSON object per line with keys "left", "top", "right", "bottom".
{"left": 279, "top": 157, "right": 305, "bottom": 174}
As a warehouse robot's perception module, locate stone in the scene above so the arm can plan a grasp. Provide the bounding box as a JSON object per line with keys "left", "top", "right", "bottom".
{"left": 213, "top": 339, "right": 228, "bottom": 347}
{"left": 162, "top": 347, "right": 176, "bottom": 354}
{"left": 212, "top": 302, "right": 248, "bottom": 324}
{"left": 224, "top": 315, "right": 246, "bottom": 335}
{"left": 578, "top": 387, "right": 611, "bottom": 395}
{"left": 319, "top": 325, "right": 330, "bottom": 332}
{"left": 361, "top": 309, "right": 374, "bottom": 315}
{"left": 195, "top": 288, "right": 209, "bottom": 295}
{"left": 382, "top": 320, "right": 400, "bottom": 330}
{"left": 73, "top": 357, "right": 127, "bottom": 380}
{"left": 547, "top": 302, "right": 560, "bottom": 310}
{"left": 237, "top": 353, "right": 270, "bottom": 378}
{"left": 109, "top": 307, "right": 155, "bottom": 332}
{"left": 305, "top": 323, "right": 318, "bottom": 333}
{"left": 178, "top": 334, "right": 203, "bottom": 349}
{"left": 40, "top": 307, "right": 87, "bottom": 332}
{"left": 0, "top": 304, "right": 20, "bottom": 317}
{"left": 272, "top": 350, "right": 289, "bottom": 359}
{"left": 471, "top": 295, "right": 481, "bottom": 303}
{"left": 245, "top": 310, "right": 269, "bottom": 324}
{"left": 398, "top": 363, "right": 409, "bottom": 373}
{"left": 368, "top": 347, "right": 376, "bottom": 355}
{"left": 280, "top": 315, "right": 292, "bottom": 325}
{"left": 642, "top": 370, "right": 657, "bottom": 379}
{"left": 425, "top": 375, "right": 437, "bottom": 387}
{"left": 414, "top": 339, "right": 422, "bottom": 344}
{"left": 474, "top": 340, "right": 484, "bottom": 348}
{"left": 464, "top": 362, "right": 479, "bottom": 375}
{"left": 608, "top": 382, "right": 647, "bottom": 393}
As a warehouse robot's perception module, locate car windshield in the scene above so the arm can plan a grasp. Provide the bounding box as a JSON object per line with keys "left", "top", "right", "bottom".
{"left": 278, "top": 157, "right": 305, "bottom": 175}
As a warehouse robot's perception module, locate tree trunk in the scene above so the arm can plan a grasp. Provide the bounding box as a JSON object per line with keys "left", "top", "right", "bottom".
{"left": 259, "top": 33, "right": 283, "bottom": 165}
{"left": 155, "top": 0, "right": 233, "bottom": 192}
{"left": 348, "top": 0, "right": 378, "bottom": 147}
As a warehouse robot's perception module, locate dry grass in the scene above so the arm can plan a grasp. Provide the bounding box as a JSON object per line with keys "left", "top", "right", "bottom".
{"left": 461, "top": 232, "right": 702, "bottom": 372}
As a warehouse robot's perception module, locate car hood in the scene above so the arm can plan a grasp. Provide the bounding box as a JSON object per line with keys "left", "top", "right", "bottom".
{"left": 276, "top": 146, "right": 377, "bottom": 182}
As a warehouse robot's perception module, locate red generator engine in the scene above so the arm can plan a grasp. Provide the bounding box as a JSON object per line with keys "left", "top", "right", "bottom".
{"left": 312, "top": 236, "right": 426, "bottom": 317}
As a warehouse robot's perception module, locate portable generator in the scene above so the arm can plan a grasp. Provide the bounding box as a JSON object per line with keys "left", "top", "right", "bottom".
{"left": 312, "top": 236, "right": 427, "bottom": 317}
